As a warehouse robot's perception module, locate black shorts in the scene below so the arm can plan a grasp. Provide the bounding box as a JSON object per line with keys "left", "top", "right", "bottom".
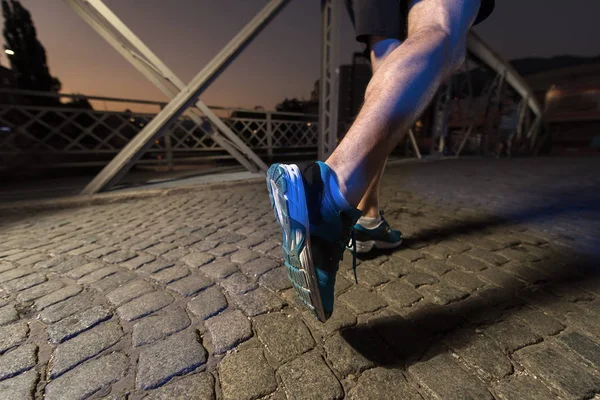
{"left": 349, "top": 0, "right": 495, "bottom": 44}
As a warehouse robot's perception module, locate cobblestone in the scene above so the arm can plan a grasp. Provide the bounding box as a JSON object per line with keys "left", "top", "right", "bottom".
{"left": 17, "top": 280, "right": 65, "bottom": 304}
{"left": 0, "top": 343, "right": 37, "bottom": 380}
{"left": 136, "top": 330, "right": 207, "bottom": 390}
{"left": 556, "top": 331, "right": 600, "bottom": 367}
{"left": 484, "top": 318, "right": 542, "bottom": 353}
{"left": 254, "top": 312, "right": 314, "bottom": 364}
{"left": 102, "top": 250, "right": 137, "bottom": 263}
{"left": 442, "top": 270, "right": 485, "bottom": 292}
{"left": 107, "top": 280, "right": 155, "bottom": 307}
{"left": 492, "top": 375, "right": 556, "bottom": 400}
{"left": 39, "top": 294, "right": 93, "bottom": 324}
{"left": 418, "top": 283, "right": 468, "bottom": 305}
{"left": 447, "top": 254, "right": 488, "bottom": 272}
{"left": 205, "top": 310, "right": 252, "bottom": 354}
{"left": 220, "top": 272, "right": 258, "bottom": 294}
{"left": 2, "top": 272, "right": 46, "bottom": 292}
{"left": 47, "top": 305, "right": 112, "bottom": 343}
{"left": 238, "top": 257, "right": 278, "bottom": 278}
{"left": 219, "top": 347, "right": 277, "bottom": 400}
{"left": 403, "top": 271, "right": 438, "bottom": 287}
{"left": 132, "top": 309, "right": 190, "bottom": 347}
{"left": 143, "top": 372, "right": 215, "bottom": 400}
{"left": 150, "top": 265, "right": 190, "bottom": 284}
{"left": 414, "top": 258, "right": 452, "bottom": 276}
{"left": 517, "top": 344, "right": 600, "bottom": 399}
{"left": 379, "top": 280, "right": 423, "bottom": 308}
{"left": 513, "top": 306, "right": 565, "bottom": 336}
{"left": 50, "top": 321, "right": 123, "bottom": 378}
{"left": 78, "top": 265, "right": 121, "bottom": 285}
{"left": 408, "top": 352, "right": 493, "bottom": 399}
{"left": 0, "top": 304, "right": 19, "bottom": 326}
{"left": 120, "top": 253, "right": 155, "bottom": 270}
{"left": 67, "top": 261, "right": 105, "bottom": 280}
{"left": 45, "top": 352, "right": 128, "bottom": 400}
{"left": 339, "top": 286, "right": 387, "bottom": 314}
{"left": 167, "top": 273, "right": 213, "bottom": 297}
{"left": 258, "top": 267, "right": 292, "bottom": 292}
{"left": 90, "top": 271, "right": 136, "bottom": 292}
{"left": 0, "top": 322, "right": 29, "bottom": 353}
{"left": 200, "top": 259, "right": 239, "bottom": 279}
{"left": 348, "top": 368, "right": 423, "bottom": 400}
{"left": 181, "top": 252, "right": 215, "bottom": 268}
{"left": 138, "top": 259, "right": 175, "bottom": 275}
{"left": 230, "top": 249, "right": 260, "bottom": 264}
{"left": 324, "top": 332, "right": 375, "bottom": 377}
{"left": 278, "top": 351, "right": 343, "bottom": 400}
{"left": 230, "top": 287, "right": 285, "bottom": 317}
{"left": 117, "top": 291, "right": 173, "bottom": 321}
{"left": 0, "top": 370, "right": 38, "bottom": 400}
{"left": 187, "top": 287, "right": 228, "bottom": 320}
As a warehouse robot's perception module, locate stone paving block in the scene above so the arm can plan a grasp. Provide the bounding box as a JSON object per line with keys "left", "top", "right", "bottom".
{"left": 2, "top": 272, "right": 46, "bottom": 293}
{"left": 107, "top": 280, "right": 155, "bottom": 307}
{"left": 138, "top": 259, "right": 175, "bottom": 275}
{"left": 208, "top": 243, "right": 238, "bottom": 257}
{"left": 352, "top": 266, "right": 390, "bottom": 288}
{"left": 236, "top": 236, "right": 266, "bottom": 249}
{"left": 339, "top": 286, "right": 387, "bottom": 314}
{"left": 231, "top": 287, "right": 285, "bottom": 317}
{"left": 87, "top": 246, "right": 119, "bottom": 259}
{"left": 418, "top": 283, "right": 468, "bottom": 305}
{"left": 444, "top": 328, "right": 513, "bottom": 380}
{"left": 102, "top": 250, "right": 137, "bottom": 264}
{"left": 414, "top": 258, "right": 452, "bottom": 276}
{"left": 145, "top": 242, "right": 177, "bottom": 257}
{"left": 348, "top": 368, "right": 423, "bottom": 400}
{"left": 67, "top": 243, "right": 102, "bottom": 256}
{"left": 205, "top": 310, "right": 252, "bottom": 354}
{"left": 278, "top": 351, "right": 343, "bottom": 400}
{"left": 238, "top": 257, "right": 278, "bottom": 278}
{"left": 441, "top": 270, "right": 484, "bottom": 292}
{"left": 200, "top": 259, "right": 239, "bottom": 280}
{"left": 497, "top": 247, "right": 540, "bottom": 263}
{"left": 302, "top": 305, "right": 357, "bottom": 339}
{"left": 117, "top": 291, "right": 173, "bottom": 321}
{"left": 132, "top": 308, "right": 190, "bottom": 347}
{"left": 77, "top": 265, "right": 121, "bottom": 285}
{"left": 517, "top": 344, "right": 600, "bottom": 399}
{"left": 120, "top": 253, "right": 155, "bottom": 270}
{"left": 137, "top": 330, "right": 207, "bottom": 390}
{"left": 67, "top": 261, "right": 105, "bottom": 280}
{"left": 380, "top": 259, "right": 414, "bottom": 278}
{"left": 219, "top": 272, "right": 258, "bottom": 294}
{"left": 159, "top": 248, "right": 191, "bottom": 262}
{"left": 393, "top": 248, "right": 425, "bottom": 263}
{"left": 187, "top": 287, "right": 228, "bottom": 320}
{"left": 3, "top": 250, "right": 37, "bottom": 262}
{"left": 191, "top": 240, "right": 219, "bottom": 252}
{"left": 440, "top": 239, "right": 472, "bottom": 254}
{"left": 253, "top": 240, "right": 279, "bottom": 255}
{"left": 463, "top": 237, "right": 504, "bottom": 251}
{"left": 0, "top": 305, "right": 18, "bottom": 326}
{"left": 557, "top": 331, "right": 600, "bottom": 367}
{"left": 230, "top": 249, "right": 260, "bottom": 264}
{"left": 0, "top": 343, "right": 37, "bottom": 380}
{"left": 0, "top": 322, "right": 29, "bottom": 353}
{"left": 0, "top": 261, "right": 14, "bottom": 273}
{"left": 493, "top": 375, "right": 556, "bottom": 400}
{"left": 254, "top": 312, "right": 314, "bottom": 363}
{"left": 16, "top": 280, "right": 65, "bottom": 304}
{"left": 421, "top": 244, "right": 452, "bottom": 260}
{"left": 143, "top": 372, "right": 215, "bottom": 400}
{"left": 90, "top": 271, "right": 137, "bottom": 293}
{"left": 501, "top": 261, "right": 545, "bottom": 284}
{"left": 259, "top": 267, "right": 292, "bottom": 292}
{"left": 403, "top": 271, "right": 438, "bottom": 287}
{"left": 0, "top": 369, "right": 38, "bottom": 400}
{"left": 513, "top": 306, "right": 565, "bottom": 336}
{"left": 334, "top": 274, "right": 354, "bottom": 293}
{"left": 484, "top": 318, "right": 542, "bottom": 353}
{"left": 378, "top": 280, "right": 423, "bottom": 309}
{"left": 0, "top": 266, "right": 33, "bottom": 284}
{"left": 150, "top": 265, "right": 190, "bottom": 284}
{"left": 324, "top": 332, "right": 376, "bottom": 377}
{"left": 408, "top": 352, "right": 493, "bottom": 400}
{"left": 447, "top": 254, "right": 488, "bottom": 272}
{"left": 167, "top": 273, "right": 213, "bottom": 297}
{"left": 181, "top": 252, "right": 215, "bottom": 268}
{"left": 50, "top": 321, "right": 123, "bottom": 378}
{"left": 15, "top": 253, "right": 49, "bottom": 266}
{"left": 47, "top": 305, "right": 112, "bottom": 343}
{"left": 467, "top": 248, "right": 509, "bottom": 266}
{"left": 39, "top": 294, "right": 93, "bottom": 324}
{"left": 219, "top": 347, "right": 277, "bottom": 400}
{"left": 45, "top": 352, "right": 128, "bottom": 400}
{"left": 48, "top": 256, "right": 91, "bottom": 274}
{"left": 477, "top": 267, "right": 521, "bottom": 288}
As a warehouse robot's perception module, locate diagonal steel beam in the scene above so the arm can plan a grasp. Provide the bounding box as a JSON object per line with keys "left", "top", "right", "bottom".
{"left": 66, "top": 0, "right": 288, "bottom": 194}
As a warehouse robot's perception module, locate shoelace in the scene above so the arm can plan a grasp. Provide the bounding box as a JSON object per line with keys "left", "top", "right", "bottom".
{"left": 351, "top": 229, "right": 358, "bottom": 284}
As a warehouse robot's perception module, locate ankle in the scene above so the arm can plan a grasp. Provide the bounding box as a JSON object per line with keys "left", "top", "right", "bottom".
{"left": 324, "top": 160, "right": 361, "bottom": 207}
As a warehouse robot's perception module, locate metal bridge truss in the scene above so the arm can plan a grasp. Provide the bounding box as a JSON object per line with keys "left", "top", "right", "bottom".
{"left": 0, "top": 0, "right": 542, "bottom": 193}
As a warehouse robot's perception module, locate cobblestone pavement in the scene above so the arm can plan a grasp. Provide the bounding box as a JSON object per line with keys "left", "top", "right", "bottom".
{"left": 0, "top": 158, "right": 599, "bottom": 400}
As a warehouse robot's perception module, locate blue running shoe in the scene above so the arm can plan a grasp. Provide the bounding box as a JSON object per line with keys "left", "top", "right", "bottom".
{"left": 352, "top": 213, "right": 403, "bottom": 253}
{"left": 267, "top": 161, "right": 362, "bottom": 321}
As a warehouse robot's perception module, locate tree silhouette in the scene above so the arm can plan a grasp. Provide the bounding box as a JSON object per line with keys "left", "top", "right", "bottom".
{"left": 2, "top": 0, "right": 61, "bottom": 97}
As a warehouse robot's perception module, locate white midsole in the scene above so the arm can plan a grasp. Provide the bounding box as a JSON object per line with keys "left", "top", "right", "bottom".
{"left": 353, "top": 239, "right": 403, "bottom": 254}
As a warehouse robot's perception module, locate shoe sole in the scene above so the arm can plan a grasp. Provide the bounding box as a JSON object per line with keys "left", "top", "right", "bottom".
{"left": 353, "top": 238, "right": 403, "bottom": 253}
{"left": 266, "top": 164, "right": 327, "bottom": 322}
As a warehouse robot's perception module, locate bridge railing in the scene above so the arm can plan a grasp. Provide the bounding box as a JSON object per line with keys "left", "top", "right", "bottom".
{"left": 0, "top": 90, "right": 319, "bottom": 170}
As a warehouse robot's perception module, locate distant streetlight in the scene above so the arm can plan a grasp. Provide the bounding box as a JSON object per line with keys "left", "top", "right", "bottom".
{"left": 4, "top": 49, "right": 14, "bottom": 55}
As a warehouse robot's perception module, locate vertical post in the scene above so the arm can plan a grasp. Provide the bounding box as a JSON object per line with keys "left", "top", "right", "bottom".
{"left": 266, "top": 112, "right": 273, "bottom": 161}
{"left": 318, "top": 0, "right": 341, "bottom": 161}
{"left": 164, "top": 131, "right": 173, "bottom": 170}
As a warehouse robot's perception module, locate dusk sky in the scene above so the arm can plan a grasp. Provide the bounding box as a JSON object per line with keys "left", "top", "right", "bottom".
{"left": 1, "top": 0, "right": 599, "bottom": 110}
